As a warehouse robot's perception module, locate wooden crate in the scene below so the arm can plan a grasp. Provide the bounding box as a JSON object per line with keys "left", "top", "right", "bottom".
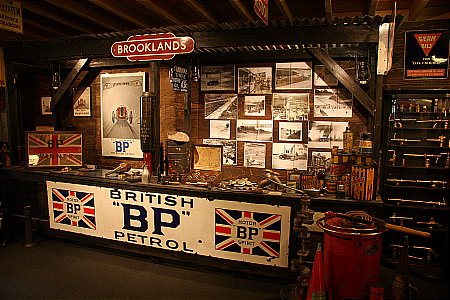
{"left": 181, "top": 144, "right": 222, "bottom": 186}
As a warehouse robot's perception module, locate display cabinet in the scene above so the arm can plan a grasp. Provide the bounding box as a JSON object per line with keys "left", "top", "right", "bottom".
{"left": 381, "top": 90, "right": 450, "bottom": 281}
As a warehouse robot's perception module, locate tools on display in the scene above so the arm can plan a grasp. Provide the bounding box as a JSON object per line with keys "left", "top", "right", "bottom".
{"left": 387, "top": 198, "right": 446, "bottom": 206}
{"left": 386, "top": 178, "right": 447, "bottom": 188}
{"left": 104, "top": 163, "right": 131, "bottom": 176}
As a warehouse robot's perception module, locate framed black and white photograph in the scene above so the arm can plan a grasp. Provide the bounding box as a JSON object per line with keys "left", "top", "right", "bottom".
{"left": 203, "top": 139, "right": 237, "bottom": 166}
{"left": 308, "top": 121, "right": 332, "bottom": 148}
{"left": 100, "top": 72, "right": 146, "bottom": 158}
{"left": 209, "top": 120, "right": 231, "bottom": 139}
{"left": 314, "top": 88, "right": 353, "bottom": 118}
{"left": 275, "top": 62, "right": 312, "bottom": 89}
{"left": 73, "top": 86, "right": 91, "bottom": 117}
{"left": 279, "top": 121, "right": 303, "bottom": 141}
{"left": 311, "top": 151, "right": 331, "bottom": 168}
{"left": 336, "top": 88, "right": 353, "bottom": 117}
{"left": 314, "top": 88, "right": 338, "bottom": 117}
{"left": 308, "top": 121, "right": 348, "bottom": 149}
{"left": 244, "top": 95, "right": 265, "bottom": 116}
{"left": 314, "top": 65, "right": 338, "bottom": 86}
{"left": 238, "top": 67, "right": 272, "bottom": 94}
{"left": 204, "top": 94, "right": 237, "bottom": 119}
{"left": 330, "top": 121, "right": 348, "bottom": 148}
{"left": 244, "top": 142, "right": 266, "bottom": 168}
{"left": 272, "top": 93, "right": 309, "bottom": 121}
{"left": 272, "top": 143, "right": 308, "bottom": 170}
{"left": 236, "top": 119, "right": 273, "bottom": 142}
{"left": 41, "top": 97, "right": 52, "bottom": 115}
{"left": 201, "top": 65, "right": 235, "bottom": 91}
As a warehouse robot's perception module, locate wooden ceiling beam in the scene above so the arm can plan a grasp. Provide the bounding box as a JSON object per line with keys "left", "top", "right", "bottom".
{"left": 21, "top": 1, "right": 95, "bottom": 33}
{"left": 135, "top": 0, "right": 184, "bottom": 25}
{"left": 275, "top": 0, "right": 294, "bottom": 24}
{"left": 324, "top": 0, "right": 332, "bottom": 19}
{"left": 228, "top": 0, "right": 257, "bottom": 24}
{"left": 368, "top": 0, "right": 379, "bottom": 16}
{"left": 183, "top": 0, "right": 219, "bottom": 24}
{"left": 89, "top": 0, "right": 153, "bottom": 29}
{"left": 308, "top": 47, "right": 374, "bottom": 115}
{"left": 23, "top": 19, "right": 69, "bottom": 37}
{"left": 409, "top": 0, "right": 430, "bottom": 21}
{"left": 45, "top": 0, "right": 124, "bottom": 32}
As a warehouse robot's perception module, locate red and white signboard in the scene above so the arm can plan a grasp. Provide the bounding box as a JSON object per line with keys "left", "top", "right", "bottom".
{"left": 254, "top": 0, "right": 269, "bottom": 26}
{"left": 111, "top": 33, "right": 195, "bottom": 61}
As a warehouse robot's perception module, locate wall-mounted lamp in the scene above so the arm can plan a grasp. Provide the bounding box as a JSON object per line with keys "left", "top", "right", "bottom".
{"left": 355, "top": 54, "right": 371, "bottom": 85}
{"left": 190, "top": 59, "right": 199, "bottom": 82}
{"left": 52, "top": 64, "right": 61, "bottom": 90}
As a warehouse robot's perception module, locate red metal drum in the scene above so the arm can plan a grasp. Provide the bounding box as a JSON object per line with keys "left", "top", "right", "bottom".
{"left": 317, "top": 215, "right": 386, "bottom": 300}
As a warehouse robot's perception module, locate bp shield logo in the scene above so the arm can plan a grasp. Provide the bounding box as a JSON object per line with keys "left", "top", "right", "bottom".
{"left": 215, "top": 208, "right": 281, "bottom": 258}
{"left": 51, "top": 188, "right": 96, "bottom": 229}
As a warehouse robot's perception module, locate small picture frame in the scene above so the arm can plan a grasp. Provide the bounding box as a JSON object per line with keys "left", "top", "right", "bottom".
{"left": 73, "top": 86, "right": 91, "bottom": 117}
{"left": 41, "top": 97, "right": 52, "bottom": 115}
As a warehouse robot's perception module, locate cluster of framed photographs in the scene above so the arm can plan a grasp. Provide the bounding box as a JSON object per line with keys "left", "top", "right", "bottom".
{"left": 200, "top": 62, "right": 353, "bottom": 170}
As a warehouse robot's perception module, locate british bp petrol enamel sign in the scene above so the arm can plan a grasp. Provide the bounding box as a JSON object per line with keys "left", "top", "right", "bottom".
{"left": 111, "top": 33, "right": 195, "bottom": 61}
{"left": 46, "top": 181, "right": 291, "bottom": 267}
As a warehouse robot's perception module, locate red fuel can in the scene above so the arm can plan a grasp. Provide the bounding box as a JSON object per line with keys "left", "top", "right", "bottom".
{"left": 317, "top": 214, "right": 386, "bottom": 300}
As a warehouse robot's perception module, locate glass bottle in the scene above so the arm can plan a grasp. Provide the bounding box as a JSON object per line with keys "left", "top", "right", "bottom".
{"left": 141, "top": 163, "right": 150, "bottom": 183}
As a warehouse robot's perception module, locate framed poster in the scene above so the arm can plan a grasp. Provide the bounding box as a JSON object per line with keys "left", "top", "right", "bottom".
{"left": 100, "top": 72, "right": 146, "bottom": 158}
{"left": 73, "top": 87, "right": 91, "bottom": 117}
{"left": 27, "top": 131, "right": 83, "bottom": 168}
{"left": 41, "top": 97, "right": 52, "bottom": 115}
{"left": 404, "top": 30, "right": 449, "bottom": 79}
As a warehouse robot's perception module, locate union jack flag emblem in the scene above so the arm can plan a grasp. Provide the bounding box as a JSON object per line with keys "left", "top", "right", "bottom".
{"left": 215, "top": 208, "right": 281, "bottom": 258}
{"left": 52, "top": 188, "right": 96, "bottom": 230}
{"left": 27, "top": 132, "right": 82, "bottom": 167}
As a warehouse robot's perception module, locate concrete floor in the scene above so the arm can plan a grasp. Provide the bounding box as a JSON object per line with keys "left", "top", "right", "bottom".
{"left": 1, "top": 235, "right": 448, "bottom": 299}
{"left": 0, "top": 237, "right": 287, "bottom": 300}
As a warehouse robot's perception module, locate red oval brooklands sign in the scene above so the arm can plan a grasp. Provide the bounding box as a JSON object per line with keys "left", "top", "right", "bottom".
{"left": 111, "top": 33, "right": 195, "bottom": 61}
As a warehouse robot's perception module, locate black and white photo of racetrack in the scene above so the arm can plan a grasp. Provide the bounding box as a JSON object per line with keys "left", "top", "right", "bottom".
{"left": 314, "top": 88, "right": 353, "bottom": 117}
{"left": 238, "top": 67, "right": 272, "bottom": 94}
{"left": 201, "top": 65, "right": 235, "bottom": 91}
{"left": 236, "top": 120, "right": 273, "bottom": 142}
{"left": 272, "top": 143, "right": 308, "bottom": 170}
{"left": 244, "top": 142, "right": 266, "bottom": 168}
{"left": 204, "top": 94, "right": 237, "bottom": 119}
{"left": 275, "top": 62, "right": 312, "bottom": 89}
{"left": 272, "top": 93, "right": 309, "bottom": 121}
{"left": 209, "top": 120, "right": 231, "bottom": 139}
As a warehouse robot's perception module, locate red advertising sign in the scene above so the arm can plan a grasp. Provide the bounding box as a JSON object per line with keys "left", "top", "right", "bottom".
{"left": 111, "top": 33, "right": 195, "bottom": 61}
{"left": 254, "top": 0, "right": 268, "bottom": 26}
{"left": 414, "top": 33, "right": 442, "bottom": 56}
